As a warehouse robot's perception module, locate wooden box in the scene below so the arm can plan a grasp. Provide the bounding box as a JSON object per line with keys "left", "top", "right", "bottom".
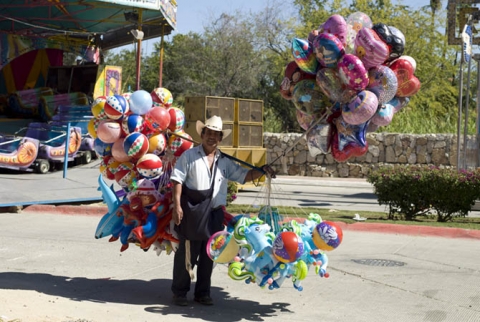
{"left": 233, "top": 123, "right": 264, "bottom": 147}
{"left": 236, "top": 99, "right": 263, "bottom": 123}
{"left": 184, "top": 96, "right": 235, "bottom": 123}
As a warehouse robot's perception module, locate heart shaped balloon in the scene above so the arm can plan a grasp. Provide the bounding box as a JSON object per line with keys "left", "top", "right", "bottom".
{"left": 313, "top": 33, "right": 344, "bottom": 68}
{"left": 354, "top": 27, "right": 389, "bottom": 69}
{"left": 330, "top": 118, "right": 369, "bottom": 162}
{"left": 389, "top": 58, "right": 421, "bottom": 97}
{"left": 292, "top": 38, "right": 319, "bottom": 75}
{"left": 337, "top": 54, "right": 369, "bottom": 91}
{"left": 280, "top": 60, "right": 316, "bottom": 100}
{"left": 367, "top": 65, "right": 398, "bottom": 104}
{"left": 320, "top": 14, "right": 348, "bottom": 46}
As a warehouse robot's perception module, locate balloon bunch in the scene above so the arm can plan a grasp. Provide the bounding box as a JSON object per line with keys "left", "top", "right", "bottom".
{"left": 206, "top": 213, "right": 343, "bottom": 291}
{"left": 281, "top": 12, "right": 420, "bottom": 162}
{"left": 91, "top": 87, "right": 194, "bottom": 253}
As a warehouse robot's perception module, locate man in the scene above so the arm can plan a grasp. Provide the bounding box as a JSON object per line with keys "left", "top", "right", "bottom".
{"left": 170, "top": 115, "right": 275, "bottom": 306}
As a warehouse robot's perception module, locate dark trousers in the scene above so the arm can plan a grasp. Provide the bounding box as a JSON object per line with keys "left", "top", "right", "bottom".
{"left": 171, "top": 237, "right": 214, "bottom": 298}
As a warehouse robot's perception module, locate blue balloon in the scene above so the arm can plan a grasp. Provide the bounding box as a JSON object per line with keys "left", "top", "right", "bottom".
{"left": 129, "top": 90, "right": 153, "bottom": 115}
{"left": 94, "top": 138, "right": 113, "bottom": 157}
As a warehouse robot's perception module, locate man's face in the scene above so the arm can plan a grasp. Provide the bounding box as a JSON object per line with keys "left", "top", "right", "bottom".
{"left": 202, "top": 128, "right": 222, "bottom": 147}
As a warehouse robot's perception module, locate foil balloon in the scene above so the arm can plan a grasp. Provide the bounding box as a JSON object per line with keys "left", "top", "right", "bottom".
{"left": 280, "top": 61, "right": 316, "bottom": 100}
{"left": 292, "top": 38, "right": 319, "bottom": 74}
{"left": 320, "top": 14, "right": 348, "bottom": 46}
{"left": 337, "top": 54, "right": 368, "bottom": 91}
{"left": 316, "top": 68, "right": 356, "bottom": 103}
{"left": 372, "top": 23, "right": 404, "bottom": 62}
{"left": 344, "top": 25, "right": 357, "bottom": 55}
{"left": 342, "top": 90, "right": 378, "bottom": 125}
{"left": 292, "top": 79, "right": 333, "bottom": 116}
{"left": 354, "top": 27, "right": 389, "bottom": 69}
{"left": 367, "top": 65, "right": 398, "bottom": 105}
{"left": 389, "top": 58, "right": 421, "bottom": 97}
{"left": 388, "top": 96, "right": 410, "bottom": 113}
{"left": 346, "top": 11, "right": 373, "bottom": 32}
{"left": 296, "top": 109, "right": 314, "bottom": 131}
{"left": 312, "top": 33, "right": 344, "bottom": 68}
{"left": 312, "top": 221, "right": 343, "bottom": 251}
{"left": 391, "top": 55, "right": 416, "bottom": 72}
{"left": 207, "top": 231, "right": 239, "bottom": 264}
{"left": 306, "top": 122, "right": 331, "bottom": 157}
{"left": 370, "top": 103, "right": 394, "bottom": 126}
{"left": 330, "top": 116, "right": 369, "bottom": 162}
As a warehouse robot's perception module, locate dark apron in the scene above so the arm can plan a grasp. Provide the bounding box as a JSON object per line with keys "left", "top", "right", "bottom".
{"left": 175, "top": 160, "right": 223, "bottom": 241}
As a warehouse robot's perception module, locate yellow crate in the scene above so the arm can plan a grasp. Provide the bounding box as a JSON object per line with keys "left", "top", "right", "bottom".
{"left": 184, "top": 96, "right": 235, "bottom": 123}
{"left": 233, "top": 122, "right": 264, "bottom": 147}
{"left": 236, "top": 98, "right": 263, "bottom": 123}
{"left": 183, "top": 121, "right": 234, "bottom": 147}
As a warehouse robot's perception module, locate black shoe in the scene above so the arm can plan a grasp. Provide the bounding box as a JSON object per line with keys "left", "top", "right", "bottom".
{"left": 173, "top": 295, "right": 188, "bottom": 306}
{"left": 194, "top": 295, "right": 213, "bottom": 306}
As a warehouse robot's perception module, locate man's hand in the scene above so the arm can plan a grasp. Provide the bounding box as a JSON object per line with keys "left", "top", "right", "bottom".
{"left": 261, "top": 165, "right": 276, "bottom": 178}
{"left": 172, "top": 205, "right": 183, "bottom": 225}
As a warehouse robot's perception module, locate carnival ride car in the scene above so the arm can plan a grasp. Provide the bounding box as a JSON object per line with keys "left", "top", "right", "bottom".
{"left": 0, "top": 133, "right": 40, "bottom": 172}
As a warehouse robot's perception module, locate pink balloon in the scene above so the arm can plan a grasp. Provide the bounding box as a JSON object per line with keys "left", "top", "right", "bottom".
{"left": 144, "top": 106, "right": 171, "bottom": 133}
{"left": 97, "top": 121, "right": 121, "bottom": 144}
{"left": 112, "top": 138, "right": 130, "bottom": 162}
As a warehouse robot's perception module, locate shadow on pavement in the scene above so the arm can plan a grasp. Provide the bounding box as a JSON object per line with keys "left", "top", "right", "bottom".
{"left": 0, "top": 272, "right": 291, "bottom": 321}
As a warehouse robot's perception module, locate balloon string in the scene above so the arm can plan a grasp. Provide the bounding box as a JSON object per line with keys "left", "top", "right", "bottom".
{"left": 269, "top": 107, "right": 333, "bottom": 166}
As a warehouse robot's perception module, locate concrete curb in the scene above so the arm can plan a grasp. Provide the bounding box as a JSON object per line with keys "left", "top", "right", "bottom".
{"left": 20, "top": 204, "right": 480, "bottom": 240}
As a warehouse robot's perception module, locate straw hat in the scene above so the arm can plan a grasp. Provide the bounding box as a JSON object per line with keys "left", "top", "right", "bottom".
{"left": 196, "top": 115, "right": 231, "bottom": 139}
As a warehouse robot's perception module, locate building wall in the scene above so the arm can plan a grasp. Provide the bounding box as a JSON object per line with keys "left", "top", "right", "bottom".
{"left": 264, "top": 132, "right": 478, "bottom": 178}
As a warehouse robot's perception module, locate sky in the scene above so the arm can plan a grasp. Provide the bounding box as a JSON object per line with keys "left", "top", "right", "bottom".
{"left": 114, "top": 0, "right": 434, "bottom": 53}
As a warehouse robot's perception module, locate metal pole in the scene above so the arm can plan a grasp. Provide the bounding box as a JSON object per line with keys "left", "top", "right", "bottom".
{"left": 159, "top": 24, "right": 165, "bottom": 88}
{"left": 476, "top": 54, "right": 480, "bottom": 167}
{"left": 457, "top": 56, "right": 465, "bottom": 170}
{"left": 135, "top": 10, "right": 143, "bottom": 91}
{"left": 463, "top": 54, "right": 473, "bottom": 169}
{"left": 63, "top": 123, "right": 71, "bottom": 179}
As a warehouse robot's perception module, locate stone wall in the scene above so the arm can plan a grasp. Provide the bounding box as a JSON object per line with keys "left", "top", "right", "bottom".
{"left": 263, "top": 132, "right": 477, "bottom": 178}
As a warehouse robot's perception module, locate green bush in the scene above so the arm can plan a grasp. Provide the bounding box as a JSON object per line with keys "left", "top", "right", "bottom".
{"left": 367, "top": 166, "right": 480, "bottom": 222}
{"left": 226, "top": 181, "right": 238, "bottom": 206}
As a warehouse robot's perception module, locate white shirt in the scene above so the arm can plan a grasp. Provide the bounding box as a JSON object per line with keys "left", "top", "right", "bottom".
{"left": 170, "top": 145, "right": 249, "bottom": 208}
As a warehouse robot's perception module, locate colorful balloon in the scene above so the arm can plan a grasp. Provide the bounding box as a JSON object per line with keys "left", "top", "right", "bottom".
{"left": 144, "top": 106, "right": 171, "bottom": 133}
{"left": 167, "top": 107, "right": 186, "bottom": 132}
{"left": 313, "top": 33, "right": 344, "bottom": 68}
{"left": 94, "top": 138, "right": 113, "bottom": 157}
{"left": 91, "top": 96, "right": 109, "bottom": 120}
{"left": 123, "top": 132, "right": 149, "bottom": 159}
{"left": 342, "top": 90, "right": 378, "bottom": 125}
{"left": 97, "top": 121, "right": 122, "bottom": 144}
{"left": 136, "top": 153, "right": 163, "bottom": 178}
{"left": 207, "top": 231, "right": 239, "bottom": 264}
{"left": 372, "top": 23, "right": 404, "bottom": 62}
{"left": 104, "top": 95, "right": 129, "bottom": 120}
{"left": 114, "top": 161, "right": 137, "bottom": 188}
{"left": 312, "top": 221, "right": 343, "bottom": 251}
{"left": 292, "top": 79, "right": 333, "bottom": 116}
{"left": 273, "top": 231, "right": 305, "bottom": 263}
{"left": 337, "top": 54, "right": 368, "bottom": 91}
{"left": 389, "top": 58, "right": 421, "bottom": 97}
{"left": 354, "top": 27, "right": 389, "bottom": 69}
{"left": 367, "top": 65, "right": 398, "bottom": 105}
{"left": 129, "top": 90, "right": 153, "bottom": 115}
{"left": 280, "top": 61, "right": 316, "bottom": 100}
{"left": 370, "top": 103, "right": 394, "bottom": 126}
{"left": 320, "top": 14, "right": 348, "bottom": 46}
{"left": 111, "top": 138, "right": 130, "bottom": 162}
{"left": 291, "top": 38, "right": 318, "bottom": 74}
{"left": 151, "top": 87, "right": 173, "bottom": 108}
{"left": 316, "top": 68, "right": 355, "bottom": 103}
{"left": 148, "top": 133, "right": 167, "bottom": 155}
{"left": 167, "top": 131, "right": 194, "bottom": 157}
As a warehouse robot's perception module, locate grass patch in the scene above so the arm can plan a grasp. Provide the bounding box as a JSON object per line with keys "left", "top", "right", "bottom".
{"left": 226, "top": 204, "right": 480, "bottom": 230}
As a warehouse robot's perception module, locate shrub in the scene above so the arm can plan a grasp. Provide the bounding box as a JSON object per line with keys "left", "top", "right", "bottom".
{"left": 226, "top": 181, "right": 238, "bottom": 206}
{"left": 367, "top": 166, "right": 480, "bottom": 222}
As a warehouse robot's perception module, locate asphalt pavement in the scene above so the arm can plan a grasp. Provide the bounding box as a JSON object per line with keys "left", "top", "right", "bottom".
{"left": 0, "top": 211, "right": 479, "bottom": 322}
{"left": 1, "top": 159, "right": 480, "bottom": 322}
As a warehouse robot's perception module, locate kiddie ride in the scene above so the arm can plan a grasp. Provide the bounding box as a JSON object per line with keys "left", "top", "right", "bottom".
{"left": 0, "top": 122, "right": 92, "bottom": 174}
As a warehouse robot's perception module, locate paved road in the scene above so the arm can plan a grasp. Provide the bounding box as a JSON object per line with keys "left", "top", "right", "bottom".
{"left": 0, "top": 211, "right": 479, "bottom": 322}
